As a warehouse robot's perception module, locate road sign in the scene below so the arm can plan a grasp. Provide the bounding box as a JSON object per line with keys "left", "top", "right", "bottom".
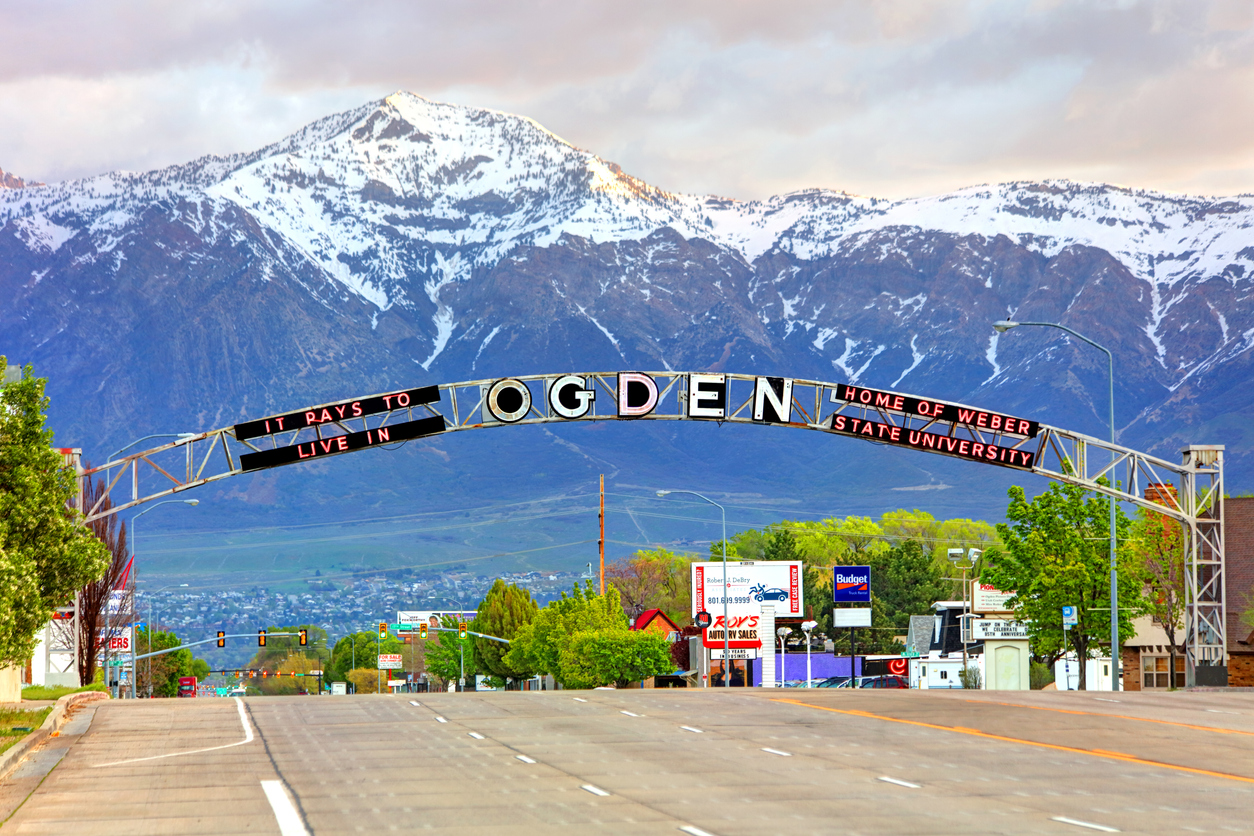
{"left": 695, "top": 611, "right": 712, "bottom": 629}
{"left": 377, "top": 654, "right": 403, "bottom": 670}
{"left": 902, "top": 649, "right": 920, "bottom": 658}
{"left": 832, "top": 566, "right": 871, "bottom": 604}
{"left": 1062, "top": 606, "right": 1078, "bottom": 628}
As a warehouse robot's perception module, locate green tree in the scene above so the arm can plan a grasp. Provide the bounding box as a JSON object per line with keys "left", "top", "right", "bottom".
{"left": 1129, "top": 507, "right": 1187, "bottom": 688}
{"left": 504, "top": 582, "right": 629, "bottom": 687}
{"left": 867, "top": 539, "right": 951, "bottom": 630}
{"left": 247, "top": 624, "right": 329, "bottom": 671}
{"left": 474, "top": 580, "right": 538, "bottom": 682}
{"left": 559, "top": 629, "right": 674, "bottom": 688}
{"left": 425, "top": 615, "right": 477, "bottom": 687}
{"left": 0, "top": 360, "right": 110, "bottom": 671}
{"left": 983, "top": 482, "right": 1143, "bottom": 690}
{"left": 135, "top": 628, "right": 189, "bottom": 697}
{"left": 327, "top": 631, "right": 402, "bottom": 686}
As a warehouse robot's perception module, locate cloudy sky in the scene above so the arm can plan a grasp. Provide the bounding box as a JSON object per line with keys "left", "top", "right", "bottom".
{"left": 2, "top": 0, "right": 1252, "bottom": 200}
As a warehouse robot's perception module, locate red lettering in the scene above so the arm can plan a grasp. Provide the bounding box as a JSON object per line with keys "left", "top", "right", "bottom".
{"left": 971, "top": 443, "right": 985, "bottom": 457}
{"left": 874, "top": 392, "right": 890, "bottom": 407}
{"left": 377, "top": 427, "right": 389, "bottom": 442}
{"left": 275, "top": 416, "right": 285, "bottom": 430}
{"left": 840, "top": 385, "right": 858, "bottom": 401}
{"left": 958, "top": 440, "right": 969, "bottom": 455}
{"left": 888, "top": 426, "right": 901, "bottom": 441}
{"left": 860, "top": 421, "right": 873, "bottom": 435}
{"left": 990, "top": 415, "right": 1002, "bottom": 430}
{"left": 1018, "top": 420, "right": 1030, "bottom": 434}
{"left": 909, "top": 430, "right": 921, "bottom": 445}
{"left": 319, "top": 409, "right": 333, "bottom": 423}
{"left": 833, "top": 415, "right": 847, "bottom": 431}
{"left": 352, "top": 402, "right": 363, "bottom": 417}
{"left": 336, "top": 436, "right": 348, "bottom": 451}
{"left": 859, "top": 389, "right": 872, "bottom": 404}
{"left": 893, "top": 396, "right": 904, "bottom": 410}
{"left": 398, "top": 393, "right": 410, "bottom": 407}
{"left": 958, "top": 408, "right": 976, "bottom": 423}
{"left": 264, "top": 419, "right": 271, "bottom": 434}
{"left": 976, "top": 412, "right": 988, "bottom": 427}
{"left": 986, "top": 445, "right": 998, "bottom": 460}
{"left": 319, "top": 440, "right": 334, "bottom": 453}
{"left": 382, "top": 394, "right": 394, "bottom": 408}
{"left": 298, "top": 444, "right": 314, "bottom": 459}
{"left": 334, "top": 404, "right": 347, "bottom": 418}
{"left": 922, "top": 433, "right": 937, "bottom": 449}
{"left": 304, "top": 411, "right": 316, "bottom": 424}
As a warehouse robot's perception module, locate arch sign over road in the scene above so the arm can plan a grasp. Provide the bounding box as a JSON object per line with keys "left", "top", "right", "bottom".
{"left": 78, "top": 370, "right": 1227, "bottom": 683}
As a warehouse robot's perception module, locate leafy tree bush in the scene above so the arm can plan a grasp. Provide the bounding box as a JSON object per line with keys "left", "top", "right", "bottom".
{"left": 983, "top": 481, "right": 1143, "bottom": 690}
{"left": 425, "top": 615, "right": 477, "bottom": 687}
{"left": 605, "top": 548, "right": 696, "bottom": 625}
{"left": 505, "top": 582, "right": 635, "bottom": 687}
{"left": 0, "top": 360, "right": 110, "bottom": 670}
{"left": 474, "top": 579, "right": 537, "bottom": 682}
{"left": 1029, "top": 660, "right": 1055, "bottom": 690}
{"left": 559, "top": 629, "right": 674, "bottom": 688}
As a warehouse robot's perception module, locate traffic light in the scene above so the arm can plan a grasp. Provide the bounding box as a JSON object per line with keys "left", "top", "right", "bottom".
{"left": 258, "top": 629, "right": 266, "bottom": 647}
{"left": 217, "top": 631, "right": 226, "bottom": 648}
{"left": 418, "top": 623, "right": 428, "bottom": 640}
{"left": 378, "top": 622, "right": 387, "bottom": 638}
{"left": 458, "top": 622, "right": 468, "bottom": 639}
{"left": 299, "top": 629, "right": 308, "bottom": 646}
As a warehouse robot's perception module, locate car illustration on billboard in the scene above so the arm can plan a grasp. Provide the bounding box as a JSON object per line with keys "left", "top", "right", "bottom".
{"left": 750, "top": 584, "right": 789, "bottom": 602}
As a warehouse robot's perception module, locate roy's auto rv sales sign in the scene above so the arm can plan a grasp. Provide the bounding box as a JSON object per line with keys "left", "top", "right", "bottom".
{"left": 691, "top": 561, "right": 803, "bottom": 619}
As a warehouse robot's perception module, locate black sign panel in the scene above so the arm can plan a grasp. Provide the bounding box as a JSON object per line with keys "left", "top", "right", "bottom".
{"left": 240, "top": 415, "right": 445, "bottom": 472}
{"left": 234, "top": 386, "right": 440, "bottom": 441}
{"left": 834, "top": 384, "right": 1038, "bottom": 439}
{"left": 828, "top": 414, "right": 1036, "bottom": 471}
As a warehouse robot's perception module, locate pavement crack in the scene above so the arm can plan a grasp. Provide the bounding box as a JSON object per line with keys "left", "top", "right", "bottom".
{"left": 245, "top": 701, "right": 317, "bottom": 836}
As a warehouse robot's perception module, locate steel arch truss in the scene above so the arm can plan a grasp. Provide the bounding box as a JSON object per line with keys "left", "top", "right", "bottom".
{"left": 77, "top": 370, "right": 1227, "bottom": 681}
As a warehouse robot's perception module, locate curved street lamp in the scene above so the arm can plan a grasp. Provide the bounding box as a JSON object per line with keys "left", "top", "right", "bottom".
{"left": 657, "top": 490, "right": 729, "bottom": 687}
{"left": 992, "top": 319, "right": 1120, "bottom": 691}
{"left": 128, "top": 498, "right": 199, "bottom": 697}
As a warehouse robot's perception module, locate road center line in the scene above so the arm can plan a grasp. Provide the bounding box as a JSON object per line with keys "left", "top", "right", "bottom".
{"left": 582, "top": 784, "right": 610, "bottom": 797}
{"left": 878, "top": 776, "right": 921, "bottom": 789}
{"left": 680, "top": 726, "right": 704, "bottom": 734}
{"left": 1051, "top": 815, "right": 1120, "bottom": 832}
{"left": 775, "top": 698, "right": 1254, "bottom": 785}
{"left": 962, "top": 698, "right": 1254, "bottom": 737}
{"left": 261, "top": 780, "right": 311, "bottom": 836}
{"left": 93, "top": 697, "right": 255, "bottom": 768}
{"left": 761, "top": 748, "right": 792, "bottom": 757}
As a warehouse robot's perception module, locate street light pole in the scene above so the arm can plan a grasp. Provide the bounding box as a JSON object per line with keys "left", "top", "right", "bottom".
{"left": 129, "top": 499, "right": 198, "bottom": 698}
{"left": 657, "top": 490, "right": 729, "bottom": 687}
{"left": 802, "top": 621, "right": 817, "bottom": 687}
{"left": 993, "top": 319, "right": 1120, "bottom": 691}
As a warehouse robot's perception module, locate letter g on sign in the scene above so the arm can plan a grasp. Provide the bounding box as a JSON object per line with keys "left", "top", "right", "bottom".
{"left": 487, "top": 378, "right": 532, "bottom": 423}
{"left": 548, "top": 375, "right": 595, "bottom": 419}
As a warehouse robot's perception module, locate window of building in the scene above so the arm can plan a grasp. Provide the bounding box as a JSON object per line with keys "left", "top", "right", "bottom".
{"left": 1141, "top": 655, "right": 1184, "bottom": 689}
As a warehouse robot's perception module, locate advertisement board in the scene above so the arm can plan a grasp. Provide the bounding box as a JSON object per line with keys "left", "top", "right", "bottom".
{"left": 377, "top": 654, "right": 403, "bottom": 670}
{"left": 702, "top": 615, "right": 763, "bottom": 649}
{"left": 397, "top": 611, "right": 477, "bottom": 627}
{"left": 832, "top": 566, "right": 871, "bottom": 603}
{"left": 710, "top": 648, "right": 759, "bottom": 660}
{"left": 970, "top": 619, "right": 1029, "bottom": 641}
{"left": 972, "top": 582, "right": 1015, "bottom": 614}
{"left": 691, "top": 561, "right": 803, "bottom": 619}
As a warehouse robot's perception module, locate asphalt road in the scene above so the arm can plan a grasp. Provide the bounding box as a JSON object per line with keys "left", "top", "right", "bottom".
{"left": 3, "top": 688, "right": 1253, "bottom": 835}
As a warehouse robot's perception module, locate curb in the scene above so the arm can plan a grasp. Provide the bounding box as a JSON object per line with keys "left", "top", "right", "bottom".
{"left": 0, "top": 691, "right": 109, "bottom": 781}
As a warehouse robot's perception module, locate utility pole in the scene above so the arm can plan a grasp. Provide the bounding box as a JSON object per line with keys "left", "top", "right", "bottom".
{"left": 599, "top": 475, "right": 605, "bottom": 595}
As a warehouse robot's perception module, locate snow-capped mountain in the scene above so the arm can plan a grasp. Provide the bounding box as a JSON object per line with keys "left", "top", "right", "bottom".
{"left": 2, "top": 91, "right": 1252, "bottom": 529}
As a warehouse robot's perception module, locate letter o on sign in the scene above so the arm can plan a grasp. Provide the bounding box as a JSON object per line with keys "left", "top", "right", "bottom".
{"left": 487, "top": 378, "right": 531, "bottom": 423}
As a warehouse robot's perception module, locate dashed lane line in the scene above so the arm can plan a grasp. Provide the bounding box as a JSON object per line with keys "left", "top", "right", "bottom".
{"left": 1051, "top": 816, "right": 1120, "bottom": 832}
{"left": 761, "top": 748, "right": 792, "bottom": 757}
{"left": 878, "top": 776, "right": 921, "bottom": 789}
{"left": 582, "top": 784, "right": 611, "bottom": 797}
{"left": 680, "top": 726, "right": 704, "bottom": 734}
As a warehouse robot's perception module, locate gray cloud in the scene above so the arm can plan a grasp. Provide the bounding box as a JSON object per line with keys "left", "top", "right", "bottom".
{"left": 1, "top": 0, "right": 1252, "bottom": 199}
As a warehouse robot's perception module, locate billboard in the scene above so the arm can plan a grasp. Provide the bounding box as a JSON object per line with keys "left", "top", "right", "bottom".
{"left": 397, "top": 611, "right": 476, "bottom": 627}
{"left": 972, "top": 583, "right": 1015, "bottom": 614}
{"left": 702, "top": 615, "right": 763, "bottom": 648}
{"left": 377, "top": 654, "right": 403, "bottom": 670}
{"left": 832, "top": 565, "right": 871, "bottom": 603}
{"left": 691, "top": 561, "right": 803, "bottom": 619}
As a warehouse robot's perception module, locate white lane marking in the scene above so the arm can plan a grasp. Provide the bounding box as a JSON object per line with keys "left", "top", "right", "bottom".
{"left": 409, "top": 700, "right": 420, "bottom": 706}
{"left": 679, "top": 826, "right": 717, "bottom": 836}
{"left": 1207, "top": 709, "right": 1240, "bottom": 715}
{"left": 573, "top": 697, "right": 587, "bottom": 702}
{"left": 468, "top": 732, "right": 485, "bottom": 740}
{"left": 1094, "top": 698, "right": 1121, "bottom": 703}
{"left": 1051, "top": 816, "right": 1120, "bottom": 832}
{"left": 680, "top": 726, "right": 704, "bottom": 734}
{"left": 878, "top": 776, "right": 921, "bottom": 789}
{"left": 516, "top": 755, "right": 537, "bottom": 764}
{"left": 761, "top": 748, "right": 792, "bottom": 757}
{"left": 582, "top": 784, "right": 611, "bottom": 797}
{"left": 94, "top": 697, "right": 254, "bottom": 767}
{"left": 621, "top": 710, "right": 640, "bottom": 717}
{"left": 435, "top": 716, "right": 448, "bottom": 723}
{"left": 261, "top": 780, "right": 310, "bottom": 836}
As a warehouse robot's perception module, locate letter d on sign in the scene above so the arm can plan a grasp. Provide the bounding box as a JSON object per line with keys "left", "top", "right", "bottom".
{"left": 617, "top": 373, "right": 658, "bottom": 417}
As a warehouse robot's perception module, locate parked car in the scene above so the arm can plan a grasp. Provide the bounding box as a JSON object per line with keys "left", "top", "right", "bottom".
{"left": 835, "top": 675, "right": 909, "bottom": 689}
{"left": 815, "top": 676, "right": 852, "bottom": 688}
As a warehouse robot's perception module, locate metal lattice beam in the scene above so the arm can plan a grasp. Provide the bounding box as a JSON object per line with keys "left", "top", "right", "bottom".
{"left": 77, "top": 371, "right": 1226, "bottom": 681}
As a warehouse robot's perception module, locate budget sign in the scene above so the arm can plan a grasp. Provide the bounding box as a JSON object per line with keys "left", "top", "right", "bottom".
{"left": 833, "top": 566, "right": 871, "bottom": 603}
